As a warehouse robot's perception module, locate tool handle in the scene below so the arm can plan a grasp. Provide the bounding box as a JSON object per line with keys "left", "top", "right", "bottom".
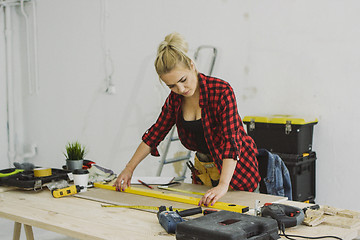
{"left": 203, "top": 209, "right": 219, "bottom": 215}
{"left": 177, "top": 206, "right": 202, "bottom": 217}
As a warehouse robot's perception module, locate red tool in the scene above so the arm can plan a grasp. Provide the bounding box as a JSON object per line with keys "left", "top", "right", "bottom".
{"left": 138, "top": 179, "right": 153, "bottom": 189}
{"left": 186, "top": 161, "right": 201, "bottom": 184}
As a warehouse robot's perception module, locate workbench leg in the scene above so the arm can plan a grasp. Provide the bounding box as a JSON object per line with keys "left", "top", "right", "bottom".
{"left": 13, "top": 222, "right": 21, "bottom": 240}
{"left": 24, "top": 224, "right": 34, "bottom": 240}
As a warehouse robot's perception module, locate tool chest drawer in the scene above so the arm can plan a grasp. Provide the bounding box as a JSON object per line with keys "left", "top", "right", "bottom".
{"left": 243, "top": 115, "right": 318, "bottom": 154}
{"left": 277, "top": 152, "right": 316, "bottom": 202}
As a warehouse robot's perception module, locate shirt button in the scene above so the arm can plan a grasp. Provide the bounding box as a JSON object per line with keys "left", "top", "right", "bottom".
{"left": 236, "top": 156, "right": 239, "bottom": 160}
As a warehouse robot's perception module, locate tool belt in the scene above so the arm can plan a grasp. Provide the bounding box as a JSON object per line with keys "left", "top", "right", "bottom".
{"left": 193, "top": 152, "right": 220, "bottom": 187}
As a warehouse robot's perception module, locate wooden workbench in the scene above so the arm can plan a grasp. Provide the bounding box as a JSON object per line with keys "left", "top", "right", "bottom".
{"left": 0, "top": 184, "right": 359, "bottom": 240}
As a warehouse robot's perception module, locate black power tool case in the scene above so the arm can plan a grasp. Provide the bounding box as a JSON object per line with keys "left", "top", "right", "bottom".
{"left": 0, "top": 168, "right": 71, "bottom": 190}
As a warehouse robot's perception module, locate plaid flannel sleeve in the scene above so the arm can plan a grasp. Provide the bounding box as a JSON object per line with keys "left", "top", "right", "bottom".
{"left": 142, "top": 95, "right": 176, "bottom": 156}
{"left": 218, "top": 85, "right": 243, "bottom": 160}
{"left": 218, "top": 85, "right": 260, "bottom": 191}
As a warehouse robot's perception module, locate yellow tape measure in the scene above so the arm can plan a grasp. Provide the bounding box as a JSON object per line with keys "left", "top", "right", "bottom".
{"left": 34, "top": 168, "right": 52, "bottom": 177}
{"left": 94, "top": 182, "right": 249, "bottom": 213}
{"left": 101, "top": 204, "right": 187, "bottom": 212}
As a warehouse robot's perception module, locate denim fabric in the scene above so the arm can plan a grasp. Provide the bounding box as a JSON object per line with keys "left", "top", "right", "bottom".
{"left": 258, "top": 149, "right": 292, "bottom": 200}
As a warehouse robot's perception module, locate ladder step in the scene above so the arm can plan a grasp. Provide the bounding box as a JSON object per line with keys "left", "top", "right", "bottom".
{"left": 164, "top": 156, "right": 190, "bottom": 164}
{"left": 174, "top": 176, "right": 186, "bottom": 181}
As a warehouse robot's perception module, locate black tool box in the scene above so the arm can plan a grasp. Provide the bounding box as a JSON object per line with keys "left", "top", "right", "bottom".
{"left": 0, "top": 168, "right": 71, "bottom": 190}
{"left": 176, "top": 210, "right": 279, "bottom": 240}
{"left": 243, "top": 115, "right": 318, "bottom": 154}
{"left": 277, "top": 152, "right": 317, "bottom": 202}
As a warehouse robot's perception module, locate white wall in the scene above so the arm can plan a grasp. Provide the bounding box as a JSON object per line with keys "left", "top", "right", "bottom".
{"left": 0, "top": 8, "right": 8, "bottom": 169}
{"left": 1, "top": 0, "right": 359, "bottom": 211}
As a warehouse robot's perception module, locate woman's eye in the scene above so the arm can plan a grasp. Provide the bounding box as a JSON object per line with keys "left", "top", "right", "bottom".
{"left": 180, "top": 78, "right": 187, "bottom": 83}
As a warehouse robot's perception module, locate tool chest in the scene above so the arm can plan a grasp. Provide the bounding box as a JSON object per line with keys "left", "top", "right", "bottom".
{"left": 244, "top": 114, "right": 318, "bottom": 202}
{"left": 176, "top": 210, "right": 279, "bottom": 240}
{"left": 277, "top": 152, "right": 317, "bottom": 202}
{"left": 243, "top": 115, "right": 318, "bottom": 154}
{"left": 0, "top": 168, "right": 71, "bottom": 190}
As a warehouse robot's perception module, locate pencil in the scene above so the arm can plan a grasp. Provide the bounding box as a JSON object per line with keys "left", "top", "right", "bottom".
{"left": 138, "top": 179, "right": 153, "bottom": 189}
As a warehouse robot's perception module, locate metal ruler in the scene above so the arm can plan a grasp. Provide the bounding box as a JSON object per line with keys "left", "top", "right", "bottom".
{"left": 94, "top": 182, "right": 249, "bottom": 213}
{"left": 101, "top": 204, "right": 187, "bottom": 212}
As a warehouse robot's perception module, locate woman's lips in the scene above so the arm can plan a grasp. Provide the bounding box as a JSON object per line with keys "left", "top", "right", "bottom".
{"left": 183, "top": 90, "right": 190, "bottom": 95}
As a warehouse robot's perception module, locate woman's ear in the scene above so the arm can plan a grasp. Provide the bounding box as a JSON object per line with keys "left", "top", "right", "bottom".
{"left": 191, "top": 61, "right": 197, "bottom": 71}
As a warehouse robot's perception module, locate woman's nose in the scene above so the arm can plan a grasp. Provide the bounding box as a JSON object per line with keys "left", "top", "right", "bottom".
{"left": 177, "top": 84, "right": 185, "bottom": 93}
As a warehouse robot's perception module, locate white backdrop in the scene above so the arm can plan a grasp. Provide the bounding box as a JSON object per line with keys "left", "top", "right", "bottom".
{"left": 1, "top": 0, "right": 359, "bottom": 211}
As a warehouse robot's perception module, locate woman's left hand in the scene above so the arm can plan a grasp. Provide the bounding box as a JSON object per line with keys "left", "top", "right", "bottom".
{"left": 198, "top": 183, "right": 228, "bottom": 207}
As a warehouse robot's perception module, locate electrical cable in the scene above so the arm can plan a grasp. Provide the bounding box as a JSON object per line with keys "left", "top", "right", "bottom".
{"left": 100, "top": 0, "right": 115, "bottom": 94}
{"left": 279, "top": 223, "right": 343, "bottom": 240}
{"left": 20, "top": 0, "right": 33, "bottom": 94}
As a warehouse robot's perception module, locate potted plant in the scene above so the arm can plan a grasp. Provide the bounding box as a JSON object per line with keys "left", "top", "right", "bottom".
{"left": 64, "top": 141, "right": 87, "bottom": 171}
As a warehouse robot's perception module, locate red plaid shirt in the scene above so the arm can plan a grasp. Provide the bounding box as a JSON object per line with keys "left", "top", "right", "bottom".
{"left": 142, "top": 73, "right": 261, "bottom": 191}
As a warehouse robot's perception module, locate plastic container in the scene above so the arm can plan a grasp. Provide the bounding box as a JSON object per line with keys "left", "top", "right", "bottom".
{"left": 277, "top": 152, "right": 317, "bottom": 202}
{"left": 243, "top": 115, "right": 318, "bottom": 154}
{"left": 176, "top": 210, "right": 279, "bottom": 240}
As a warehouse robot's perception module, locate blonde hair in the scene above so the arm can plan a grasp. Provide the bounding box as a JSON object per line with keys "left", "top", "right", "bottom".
{"left": 155, "top": 32, "right": 192, "bottom": 76}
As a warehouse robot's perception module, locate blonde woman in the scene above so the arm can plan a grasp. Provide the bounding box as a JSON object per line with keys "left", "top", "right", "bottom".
{"left": 114, "top": 33, "right": 260, "bottom": 206}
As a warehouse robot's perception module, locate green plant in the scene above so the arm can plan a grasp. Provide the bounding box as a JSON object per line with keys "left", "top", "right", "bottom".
{"left": 64, "top": 141, "right": 87, "bottom": 160}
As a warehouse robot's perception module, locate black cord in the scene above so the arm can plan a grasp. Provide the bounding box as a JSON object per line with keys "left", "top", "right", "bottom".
{"left": 279, "top": 223, "right": 343, "bottom": 240}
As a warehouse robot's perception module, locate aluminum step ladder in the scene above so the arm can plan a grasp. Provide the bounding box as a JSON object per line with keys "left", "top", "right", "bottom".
{"left": 156, "top": 46, "right": 218, "bottom": 181}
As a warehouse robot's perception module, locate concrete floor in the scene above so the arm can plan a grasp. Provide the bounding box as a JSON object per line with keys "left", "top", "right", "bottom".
{"left": 0, "top": 218, "right": 76, "bottom": 240}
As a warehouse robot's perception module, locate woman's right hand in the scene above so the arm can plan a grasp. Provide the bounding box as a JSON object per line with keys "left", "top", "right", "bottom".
{"left": 113, "top": 141, "right": 151, "bottom": 191}
{"left": 113, "top": 166, "right": 133, "bottom": 191}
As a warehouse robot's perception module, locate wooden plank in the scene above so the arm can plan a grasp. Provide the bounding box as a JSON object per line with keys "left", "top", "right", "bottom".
{"left": 75, "top": 188, "right": 203, "bottom": 216}
{"left": 0, "top": 189, "right": 173, "bottom": 240}
{"left": 94, "top": 182, "right": 249, "bottom": 213}
{"left": 1, "top": 186, "right": 359, "bottom": 240}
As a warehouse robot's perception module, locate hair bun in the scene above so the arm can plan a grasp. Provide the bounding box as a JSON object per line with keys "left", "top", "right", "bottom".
{"left": 161, "top": 32, "right": 188, "bottom": 54}
{"left": 155, "top": 32, "right": 192, "bottom": 76}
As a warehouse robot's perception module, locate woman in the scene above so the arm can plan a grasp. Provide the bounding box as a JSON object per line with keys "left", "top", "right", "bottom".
{"left": 114, "top": 32, "right": 260, "bottom": 206}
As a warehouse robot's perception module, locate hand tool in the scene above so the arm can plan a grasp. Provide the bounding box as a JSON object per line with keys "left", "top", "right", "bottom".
{"left": 157, "top": 185, "right": 204, "bottom": 195}
{"left": 158, "top": 181, "right": 181, "bottom": 187}
{"left": 82, "top": 160, "right": 96, "bottom": 169}
{"left": 261, "top": 203, "right": 304, "bottom": 228}
{"left": 203, "top": 209, "right": 218, "bottom": 215}
{"left": 138, "top": 179, "right": 153, "bottom": 189}
{"left": 302, "top": 204, "right": 320, "bottom": 213}
{"left": 94, "top": 182, "right": 249, "bottom": 213}
{"left": 101, "top": 204, "right": 187, "bottom": 212}
{"left": 157, "top": 206, "right": 203, "bottom": 233}
{"left": 186, "top": 161, "right": 200, "bottom": 184}
{"left": 0, "top": 169, "right": 24, "bottom": 177}
{"left": 102, "top": 204, "right": 218, "bottom": 217}
{"left": 51, "top": 185, "right": 83, "bottom": 198}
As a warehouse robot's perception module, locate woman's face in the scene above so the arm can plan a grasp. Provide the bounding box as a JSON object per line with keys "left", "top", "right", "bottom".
{"left": 160, "top": 63, "right": 198, "bottom": 98}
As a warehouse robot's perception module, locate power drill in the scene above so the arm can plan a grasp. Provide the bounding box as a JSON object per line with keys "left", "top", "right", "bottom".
{"left": 157, "top": 206, "right": 202, "bottom": 233}
{"left": 261, "top": 203, "right": 305, "bottom": 229}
